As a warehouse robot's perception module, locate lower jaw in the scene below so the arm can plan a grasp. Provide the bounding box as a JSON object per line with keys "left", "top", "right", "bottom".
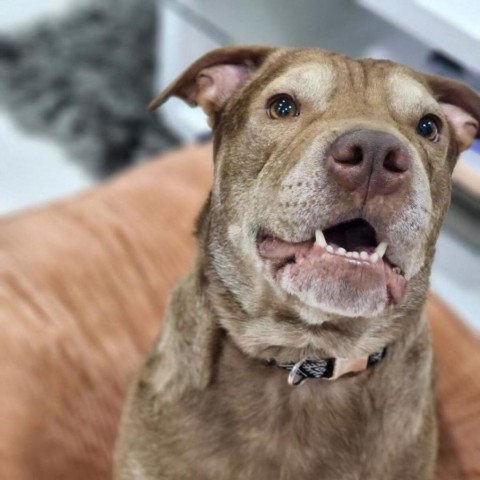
{"left": 274, "top": 253, "right": 406, "bottom": 317}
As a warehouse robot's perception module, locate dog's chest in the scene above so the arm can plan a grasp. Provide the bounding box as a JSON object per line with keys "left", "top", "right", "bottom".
{"left": 185, "top": 367, "right": 422, "bottom": 480}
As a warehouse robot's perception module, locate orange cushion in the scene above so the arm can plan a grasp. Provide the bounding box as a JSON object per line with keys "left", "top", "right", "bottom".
{"left": 0, "top": 142, "right": 478, "bottom": 479}
{"left": 428, "top": 296, "right": 480, "bottom": 480}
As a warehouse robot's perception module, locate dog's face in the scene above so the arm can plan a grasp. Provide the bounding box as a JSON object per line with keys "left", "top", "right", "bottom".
{"left": 152, "top": 47, "right": 480, "bottom": 355}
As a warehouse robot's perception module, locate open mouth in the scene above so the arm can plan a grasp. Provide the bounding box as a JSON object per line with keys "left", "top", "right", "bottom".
{"left": 258, "top": 218, "right": 407, "bottom": 313}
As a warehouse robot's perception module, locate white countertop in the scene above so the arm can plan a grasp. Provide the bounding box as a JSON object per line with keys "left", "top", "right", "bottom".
{"left": 0, "top": 112, "right": 93, "bottom": 215}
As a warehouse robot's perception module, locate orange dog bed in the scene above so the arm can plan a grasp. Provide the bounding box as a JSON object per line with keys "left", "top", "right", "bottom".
{"left": 0, "top": 143, "right": 478, "bottom": 479}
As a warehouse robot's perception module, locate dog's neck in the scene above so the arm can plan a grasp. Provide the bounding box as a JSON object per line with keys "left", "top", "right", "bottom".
{"left": 211, "top": 318, "right": 428, "bottom": 395}
{"left": 147, "top": 261, "right": 429, "bottom": 406}
{"left": 202, "top": 259, "right": 423, "bottom": 358}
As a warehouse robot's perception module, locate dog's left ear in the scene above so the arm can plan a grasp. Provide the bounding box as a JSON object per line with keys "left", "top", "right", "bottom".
{"left": 424, "top": 74, "right": 480, "bottom": 152}
{"left": 148, "top": 45, "right": 276, "bottom": 124}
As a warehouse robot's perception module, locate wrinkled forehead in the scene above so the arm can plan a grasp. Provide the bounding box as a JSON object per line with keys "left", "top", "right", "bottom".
{"left": 386, "top": 71, "right": 439, "bottom": 116}
{"left": 259, "top": 52, "right": 440, "bottom": 117}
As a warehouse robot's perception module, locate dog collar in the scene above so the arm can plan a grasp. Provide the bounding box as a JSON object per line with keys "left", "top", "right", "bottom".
{"left": 272, "top": 347, "right": 387, "bottom": 386}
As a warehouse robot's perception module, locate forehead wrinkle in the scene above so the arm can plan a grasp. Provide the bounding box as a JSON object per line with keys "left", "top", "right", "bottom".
{"left": 262, "top": 62, "right": 337, "bottom": 111}
{"left": 387, "top": 72, "right": 438, "bottom": 117}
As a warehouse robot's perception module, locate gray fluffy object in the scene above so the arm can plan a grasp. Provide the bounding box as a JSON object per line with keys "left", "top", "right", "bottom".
{"left": 0, "top": 0, "right": 177, "bottom": 176}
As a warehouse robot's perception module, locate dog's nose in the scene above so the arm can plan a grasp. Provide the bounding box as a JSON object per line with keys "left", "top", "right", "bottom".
{"left": 327, "top": 130, "right": 411, "bottom": 197}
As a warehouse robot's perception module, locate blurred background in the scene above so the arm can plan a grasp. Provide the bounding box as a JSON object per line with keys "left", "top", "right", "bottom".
{"left": 0, "top": 0, "right": 479, "bottom": 328}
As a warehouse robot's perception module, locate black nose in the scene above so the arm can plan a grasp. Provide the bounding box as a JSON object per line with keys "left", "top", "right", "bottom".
{"left": 327, "top": 130, "right": 411, "bottom": 197}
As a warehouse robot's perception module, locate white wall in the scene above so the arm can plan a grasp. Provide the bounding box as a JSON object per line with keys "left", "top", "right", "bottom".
{"left": 0, "top": 0, "right": 88, "bottom": 31}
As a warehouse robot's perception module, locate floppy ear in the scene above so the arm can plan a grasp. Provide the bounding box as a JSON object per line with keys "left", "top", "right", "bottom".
{"left": 424, "top": 74, "right": 480, "bottom": 152}
{"left": 148, "top": 45, "right": 276, "bottom": 125}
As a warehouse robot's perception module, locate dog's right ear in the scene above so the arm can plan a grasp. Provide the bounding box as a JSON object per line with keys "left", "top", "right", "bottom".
{"left": 148, "top": 45, "right": 276, "bottom": 123}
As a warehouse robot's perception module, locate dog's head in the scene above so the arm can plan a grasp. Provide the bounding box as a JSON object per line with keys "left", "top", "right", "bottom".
{"left": 152, "top": 46, "right": 480, "bottom": 356}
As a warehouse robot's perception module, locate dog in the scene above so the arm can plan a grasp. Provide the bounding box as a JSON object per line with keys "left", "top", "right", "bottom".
{"left": 114, "top": 46, "right": 480, "bottom": 479}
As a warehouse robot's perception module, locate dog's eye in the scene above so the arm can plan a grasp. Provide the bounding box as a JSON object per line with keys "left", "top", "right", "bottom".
{"left": 267, "top": 95, "right": 299, "bottom": 119}
{"left": 416, "top": 115, "right": 441, "bottom": 142}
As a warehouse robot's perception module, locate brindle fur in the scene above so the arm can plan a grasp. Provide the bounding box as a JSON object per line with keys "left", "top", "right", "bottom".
{"left": 115, "top": 47, "right": 480, "bottom": 480}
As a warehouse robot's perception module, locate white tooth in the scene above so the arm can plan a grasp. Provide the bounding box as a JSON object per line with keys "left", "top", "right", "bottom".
{"left": 346, "top": 252, "right": 353, "bottom": 258}
{"left": 326, "top": 245, "right": 334, "bottom": 253}
{"left": 360, "top": 251, "right": 369, "bottom": 260}
{"left": 375, "top": 242, "right": 388, "bottom": 258}
{"left": 352, "top": 252, "right": 360, "bottom": 259}
{"left": 337, "top": 247, "right": 346, "bottom": 255}
{"left": 315, "top": 230, "right": 327, "bottom": 247}
{"left": 370, "top": 253, "right": 379, "bottom": 263}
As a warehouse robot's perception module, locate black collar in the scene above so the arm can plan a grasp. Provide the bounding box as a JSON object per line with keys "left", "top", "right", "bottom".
{"left": 271, "top": 347, "right": 387, "bottom": 386}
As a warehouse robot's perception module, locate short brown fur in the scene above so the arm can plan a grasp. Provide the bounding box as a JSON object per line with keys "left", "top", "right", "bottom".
{"left": 115, "top": 46, "right": 480, "bottom": 480}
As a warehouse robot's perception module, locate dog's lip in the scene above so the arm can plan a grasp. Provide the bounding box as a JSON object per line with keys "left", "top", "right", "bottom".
{"left": 257, "top": 219, "right": 407, "bottom": 305}
{"left": 256, "top": 217, "right": 396, "bottom": 266}
{"left": 257, "top": 216, "right": 388, "bottom": 260}
{"left": 257, "top": 233, "right": 397, "bottom": 268}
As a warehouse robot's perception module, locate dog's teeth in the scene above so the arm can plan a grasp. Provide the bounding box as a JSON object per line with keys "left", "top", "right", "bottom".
{"left": 326, "top": 245, "right": 334, "bottom": 253}
{"left": 370, "top": 253, "right": 379, "bottom": 263}
{"left": 360, "top": 252, "right": 369, "bottom": 260}
{"left": 346, "top": 252, "right": 353, "bottom": 258}
{"left": 315, "top": 230, "right": 327, "bottom": 247}
{"left": 337, "top": 247, "right": 346, "bottom": 255}
{"left": 375, "top": 242, "right": 388, "bottom": 258}
{"left": 352, "top": 252, "right": 360, "bottom": 259}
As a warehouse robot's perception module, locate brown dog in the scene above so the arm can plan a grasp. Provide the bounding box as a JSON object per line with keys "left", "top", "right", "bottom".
{"left": 114, "top": 46, "right": 480, "bottom": 479}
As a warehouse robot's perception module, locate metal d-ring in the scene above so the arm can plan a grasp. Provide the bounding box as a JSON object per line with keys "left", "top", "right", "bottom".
{"left": 287, "top": 359, "right": 308, "bottom": 387}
